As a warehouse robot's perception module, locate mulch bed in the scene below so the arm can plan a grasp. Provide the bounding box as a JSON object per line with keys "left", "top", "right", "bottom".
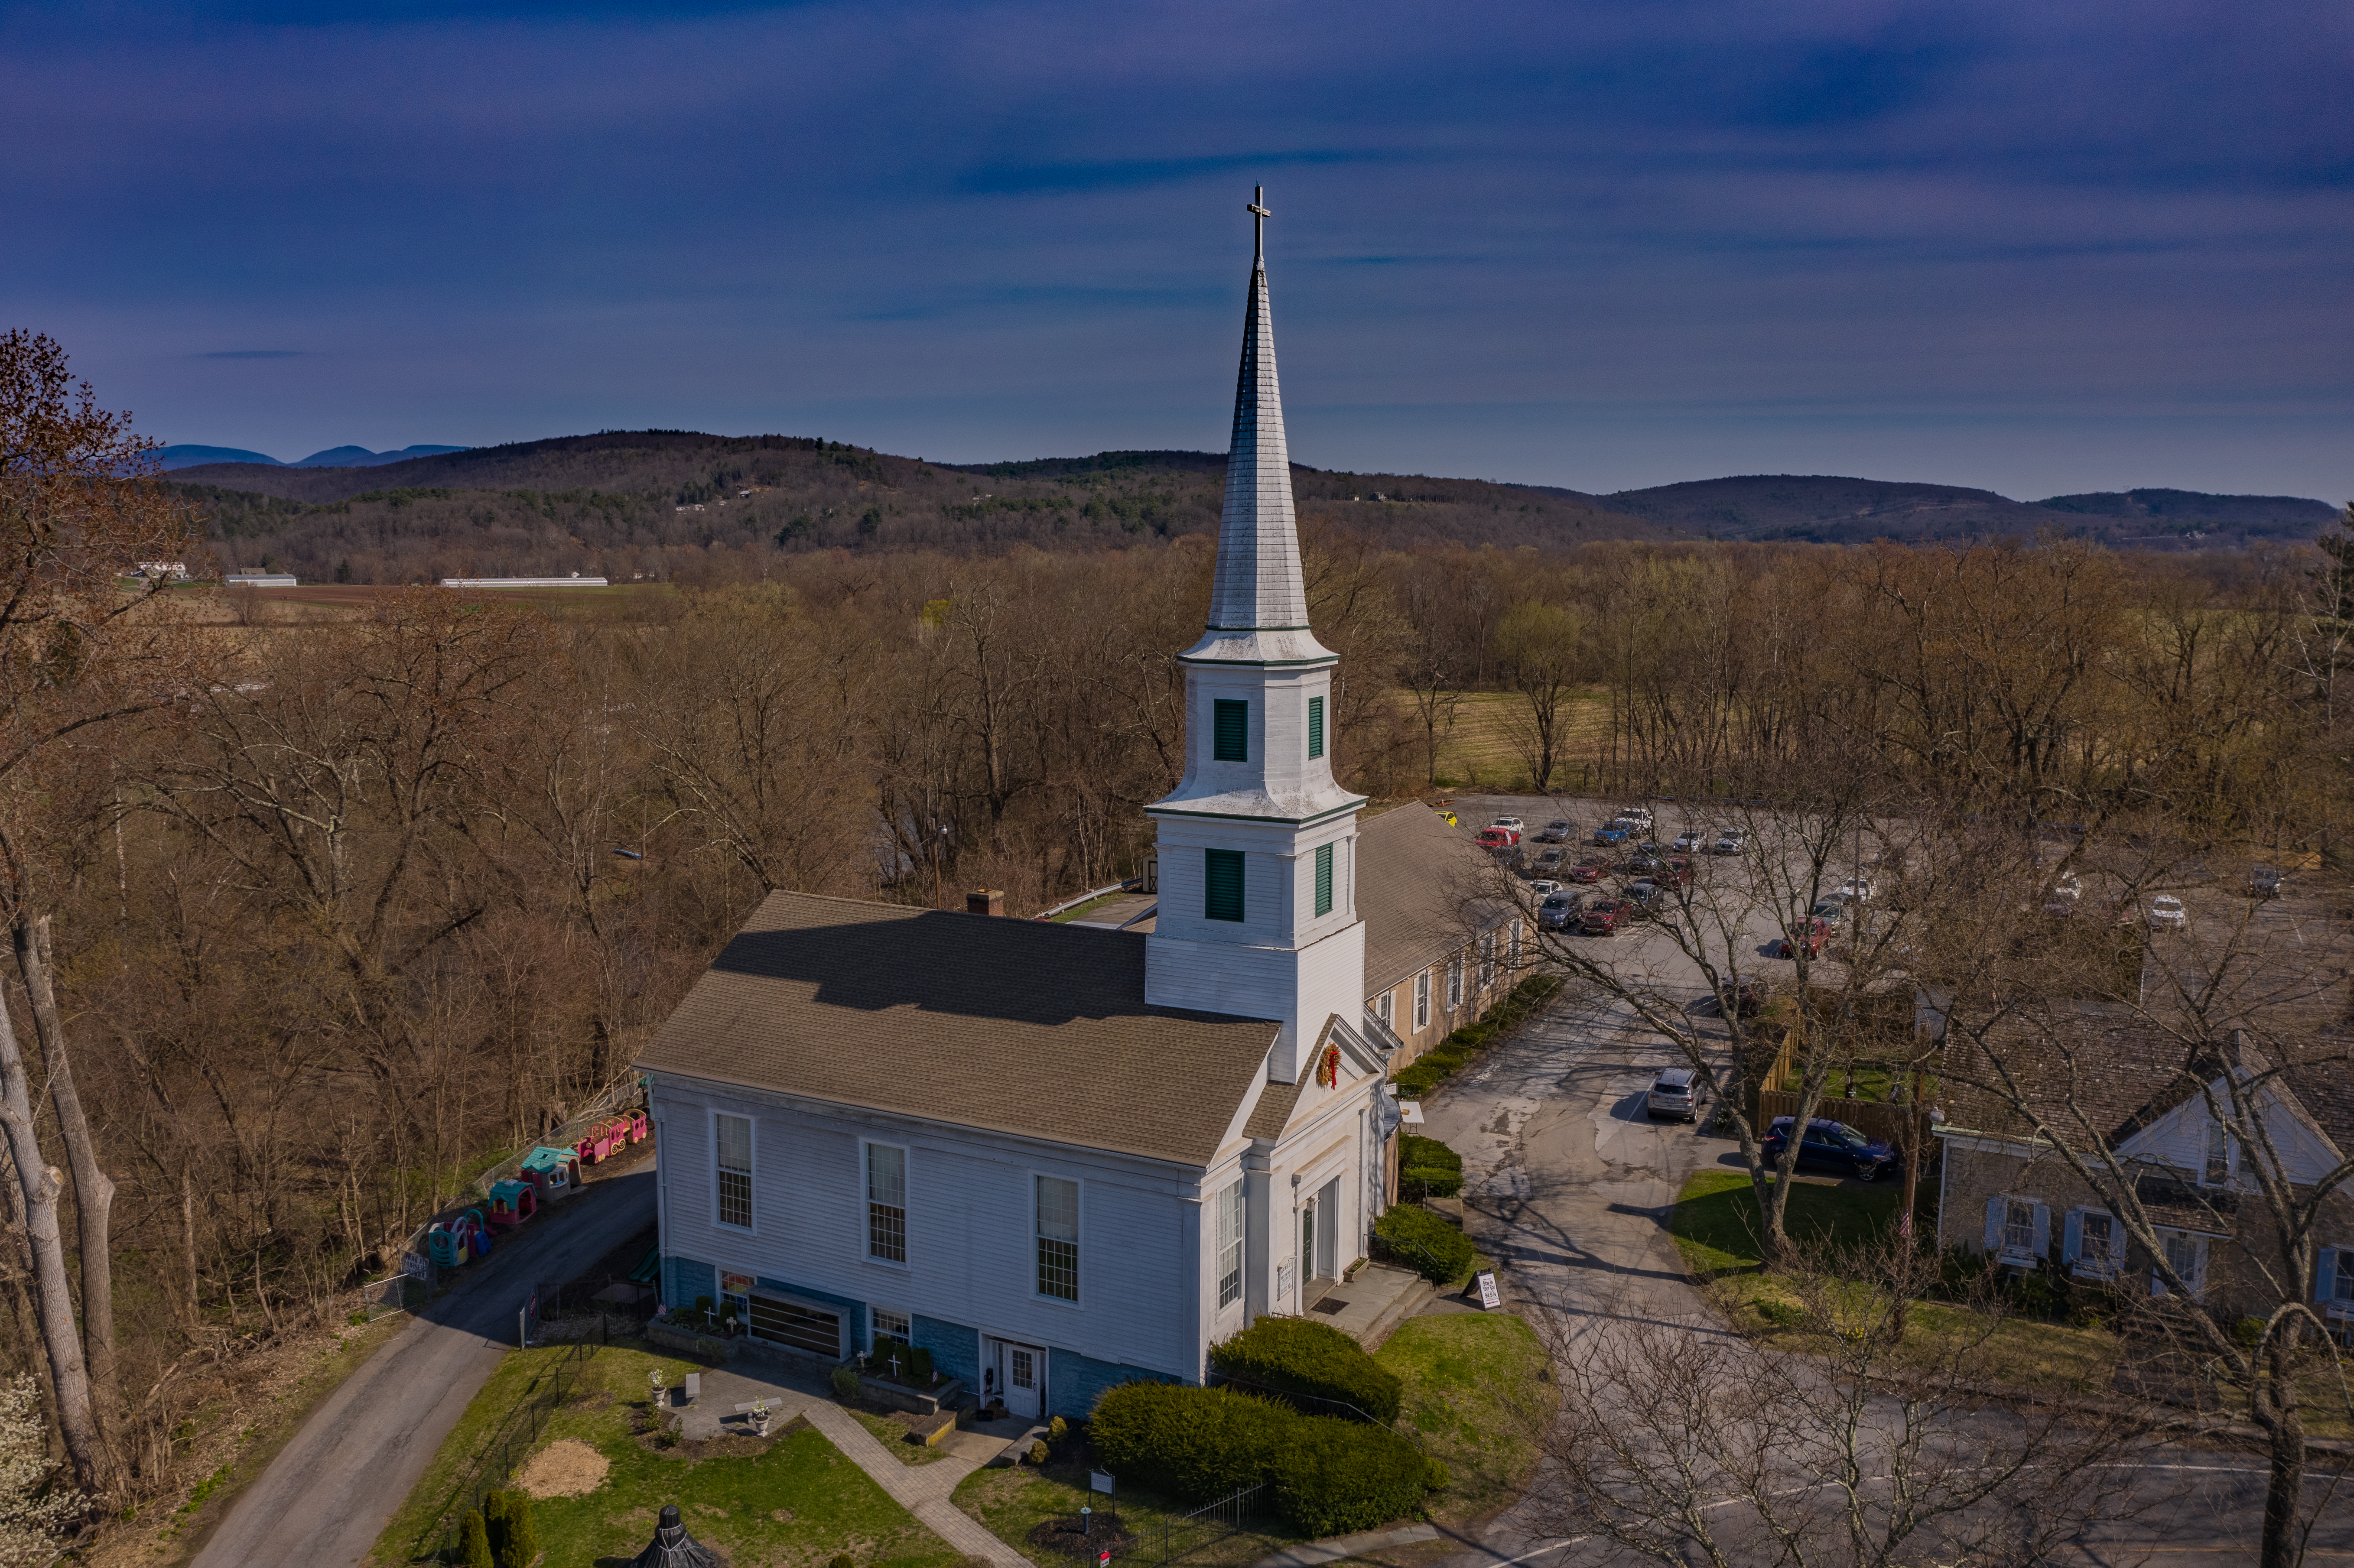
{"left": 1027, "top": 1514, "right": 1137, "bottom": 1560}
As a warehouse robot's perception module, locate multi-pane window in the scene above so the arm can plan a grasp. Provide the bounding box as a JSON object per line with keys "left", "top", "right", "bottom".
{"left": 1213, "top": 699, "right": 1249, "bottom": 762}
{"left": 866, "top": 1143, "right": 907, "bottom": 1263}
{"left": 1216, "top": 1182, "right": 1245, "bottom": 1309}
{"left": 716, "top": 1114, "right": 753, "bottom": 1229}
{"left": 871, "top": 1305, "right": 912, "bottom": 1345}
{"left": 1509, "top": 920, "right": 1522, "bottom": 971}
{"left": 1375, "top": 989, "right": 1394, "bottom": 1026}
{"left": 1314, "top": 842, "right": 1334, "bottom": 917}
{"left": 1205, "top": 849, "right": 1245, "bottom": 922}
{"left": 2081, "top": 1213, "right": 2114, "bottom": 1268}
{"left": 1307, "top": 696, "right": 1325, "bottom": 760}
{"left": 1478, "top": 930, "right": 1497, "bottom": 991}
{"left": 1036, "top": 1175, "right": 1079, "bottom": 1301}
{"left": 2002, "top": 1198, "right": 2034, "bottom": 1255}
{"left": 1446, "top": 956, "right": 1464, "bottom": 1007}
{"left": 1413, "top": 971, "right": 1431, "bottom": 1031}
{"left": 2204, "top": 1120, "right": 2232, "bottom": 1185}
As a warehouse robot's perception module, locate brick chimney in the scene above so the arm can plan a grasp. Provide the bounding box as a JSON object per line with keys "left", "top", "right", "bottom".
{"left": 966, "top": 888, "right": 1005, "bottom": 917}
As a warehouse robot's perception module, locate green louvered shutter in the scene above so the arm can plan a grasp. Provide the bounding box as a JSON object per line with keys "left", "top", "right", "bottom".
{"left": 1307, "top": 696, "right": 1324, "bottom": 760}
{"left": 1204, "top": 849, "right": 1245, "bottom": 922}
{"left": 1314, "top": 842, "right": 1334, "bottom": 917}
{"left": 1213, "top": 699, "right": 1248, "bottom": 762}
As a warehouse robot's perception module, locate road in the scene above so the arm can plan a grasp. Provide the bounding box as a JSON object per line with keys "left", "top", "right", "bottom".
{"left": 1411, "top": 932, "right": 2352, "bottom": 1565}
{"left": 190, "top": 1159, "right": 656, "bottom": 1568}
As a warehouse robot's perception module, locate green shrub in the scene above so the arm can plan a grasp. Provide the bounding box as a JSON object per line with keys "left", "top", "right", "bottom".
{"left": 829, "top": 1555, "right": 855, "bottom": 1568}
{"left": 1399, "top": 1135, "right": 1465, "bottom": 1198}
{"left": 482, "top": 1493, "right": 510, "bottom": 1562}
{"left": 1393, "top": 1061, "right": 1447, "bottom": 1098}
{"left": 1757, "top": 1299, "right": 1807, "bottom": 1329}
{"left": 494, "top": 1490, "right": 536, "bottom": 1568}
{"left": 1210, "top": 1317, "right": 1402, "bottom": 1424}
{"left": 1047, "top": 1415, "right": 1068, "bottom": 1443}
{"left": 1374, "top": 1205, "right": 1478, "bottom": 1283}
{"left": 1270, "top": 1416, "right": 1432, "bottom": 1536}
{"left": 2236, "top": 1315, "right": 2268, "bottom": 1347}
{"left": 1399, "top": 1136, "right": 1462, "bottom": 1175}
{"left": 873, "top": 1338, "right": 932, "bottom": 1383}
{"left": 831, "top": 1363, "right": 862, "bottom": 1402}
{"left": 1090, "top": 1383, "right": 1291, "bottom": 1501}
{"left": 459, "top": 1510, "right": 494, "bottom": 1568}
{"left": 1027, "top": 1439, "right": 1050, "bottom": 1465}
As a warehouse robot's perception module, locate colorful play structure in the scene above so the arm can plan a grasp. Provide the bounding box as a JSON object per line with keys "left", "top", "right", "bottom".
{"left": 427, "top": 1209, "right": 491, "bottom": 1267}
{"left": 521, "top": 1143, "right": 585, "bottom": 1202}
{"left": 487, "top": 1178, "right": 538, "bottom": 1228}
{"left": 412, "top": 1097, "right": 651, "bottom": 1279}
{"left": 575, "top": 1109, "right": 649, "bottom": 1165}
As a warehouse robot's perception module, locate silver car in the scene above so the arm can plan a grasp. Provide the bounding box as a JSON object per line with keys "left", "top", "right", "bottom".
{"left": 1646, "top": 1067, "right": 1703, "bottom": 1121}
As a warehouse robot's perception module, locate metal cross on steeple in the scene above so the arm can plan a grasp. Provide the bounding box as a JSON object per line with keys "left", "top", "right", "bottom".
{"left": 1248, "top": 185, "right": 1271, "bottom": 265}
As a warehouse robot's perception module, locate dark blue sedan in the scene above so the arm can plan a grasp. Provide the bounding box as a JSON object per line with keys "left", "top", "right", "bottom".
{"left": 1759, "top": 1117, "right": 1894, "bottom": 1181}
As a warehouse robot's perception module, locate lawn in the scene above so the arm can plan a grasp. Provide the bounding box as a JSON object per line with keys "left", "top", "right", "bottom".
{"left": 1375, "top": 1312, "right": 1554, "bottom": 1523}
{"left": 846, "top": 1405, "right": 948, "bottom": 1465}
{"left": 1669, "top": 1170, "right": 2121, "bottom": 1394}
{"left": 368, "top": 1339, "right": 966, "bottom": 1568}
{"left": 954, "top": 1451, "right": 1310, "bottom": 1568}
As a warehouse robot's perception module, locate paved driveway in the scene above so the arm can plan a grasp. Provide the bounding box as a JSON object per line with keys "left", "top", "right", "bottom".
{"left": 191, "top": 1160, "right": 657, "bottom": 1568}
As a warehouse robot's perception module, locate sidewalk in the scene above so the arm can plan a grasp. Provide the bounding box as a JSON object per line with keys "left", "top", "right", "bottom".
{"left": 675, "top": 1355, "right": 1039, "bottom": 1568}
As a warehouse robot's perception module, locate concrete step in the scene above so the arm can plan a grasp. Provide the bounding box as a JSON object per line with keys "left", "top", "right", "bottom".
{"left": 1356, "top": 1273, "right": 1436, "bottom": 1350}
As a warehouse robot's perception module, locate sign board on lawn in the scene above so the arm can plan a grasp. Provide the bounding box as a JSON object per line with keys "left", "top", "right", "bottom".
{"left": 1090, "top": 1470, "right": 1115, "bottom": 1495}
{"left": 1474, "top": 1269, "right": 1501, "bottom": 1310}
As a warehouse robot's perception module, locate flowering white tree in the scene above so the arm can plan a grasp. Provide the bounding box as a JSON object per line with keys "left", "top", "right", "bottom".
{"left": 0, "top": 1374, "right": 79, "bottom": 1565}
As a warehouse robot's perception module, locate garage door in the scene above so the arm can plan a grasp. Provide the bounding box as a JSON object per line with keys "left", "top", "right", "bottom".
{"left": 748, "top": 1294, "right": 841, "bottom": 1357}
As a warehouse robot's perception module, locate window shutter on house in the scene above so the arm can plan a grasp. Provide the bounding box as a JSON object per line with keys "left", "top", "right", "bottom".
{"left": 1314, "top": 842, "right": 1334, "bottom": 917}
{"left": 1307, "top": 696, "right": 1324, "bottom": 759}
{"left": 2062, "top": 1209, "right": 2082, "bottom": 1266}
{"left": 2319, "top": 1246, "right": 2337, "bottom": 1304}
{"left": 1213, "top": 699, "right": 1248, "bottom": 762}
{"left": 2031, "top": 1202, "right": 2050, "bottom": 1259}
{"left": 1983, "top": 1196, "right": 2004, "bottom": 1253}
{"left": 1205, "top": 849, "right": 1245, "bottom": 922}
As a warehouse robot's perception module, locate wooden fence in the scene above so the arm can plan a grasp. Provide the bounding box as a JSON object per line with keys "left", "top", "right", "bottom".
{"left": 1754, "top": 1090, "right": 1925, "bottom": 1154}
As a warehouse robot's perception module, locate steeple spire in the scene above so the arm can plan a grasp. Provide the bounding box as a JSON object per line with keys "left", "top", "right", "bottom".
{"left": 1200, "top": 186, "right": 1323, "bottom": 653}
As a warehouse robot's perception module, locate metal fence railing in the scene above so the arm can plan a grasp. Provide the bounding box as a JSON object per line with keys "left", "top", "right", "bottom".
{"left": 1157, "top": 1481, "right": 1267, "bottom": 1565}
{"left": 431, "top": 1320, "right": 605, "bottom": 1561}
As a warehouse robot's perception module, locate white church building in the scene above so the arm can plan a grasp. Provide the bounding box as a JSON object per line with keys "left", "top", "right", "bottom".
{"left": 637, "top": 195, "right": 1416, "bottom": 1421}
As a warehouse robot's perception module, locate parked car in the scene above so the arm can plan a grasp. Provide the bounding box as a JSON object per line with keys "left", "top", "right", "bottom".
{"left": 1537, "top": 819, "right": 1575, "bottom": 844}
{"left": 1732, "top": 978, "right": 1766, "bottom": 1017}
{"left": 1564, "top": 857, "right": 1608, "bottom": 883}
{"left": 1538, "top": 892, "right": 1581, "bottom": 930}
{"left": 1622, "top": 879, "right": 1664, "bottom": 911}
{"left": 2043, "top": 872, "right": 2083, "bottom": 917}
{"left": 1618, "top": 805, "right": 1655, "bottom": 829}
{"left": 1526, "top": 879, "right": 1561, "bottom": 900}
{"left": 2148, "top": 894, "right": 2187, "bottom": 931}
{"left": 1777, "top": 918, "right": 1830, "bottom": 959}
{"left": 1672, "top": 829, "right": 1705, "bottom": 853}
{"left": 1434, "top": 808, "right": 1459, "bottom": 827}
{"left": 1627, "top": 852, "right": 1667, "bottom": 877}
{"left": 1661, "top": 856, "right": 1694, "bottom": 889}
{"left": 1593, "top": 823, "right": 1633, "bottom": 847}
{"left": 1646, "top": 1067, "right": 1704, "bottom": 1122}
{"left": 1838, "top": 876, "right": 1876, "bottom": 902}
{"left": 1810, "top": 898, "right": 1846, "bottom": 928}
{"left": 1532, "top": 846, "right": 1570, "bottom": 875}
{"left": 1759, "top": 1117, "right": 1894, "bottom": 1181}
{"left": 1711, "top": 830, "right": 1746, "bottom": 855}
{"left": 1490, "top": 816, "right": 1525, "bottom": 834}
{"left": 1476, "top": 827, "right": 1521, "bottom": 856}
{"left": 1581, "top": 899, "right": 1625, "bottom": 935}
{"left": 2251, "top": 864, "right": 2282, "bottom": 899}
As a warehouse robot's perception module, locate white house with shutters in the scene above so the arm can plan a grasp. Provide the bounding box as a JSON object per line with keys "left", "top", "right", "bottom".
{"left": 634, "top": 191, "right": 1412, "bottom": 1422}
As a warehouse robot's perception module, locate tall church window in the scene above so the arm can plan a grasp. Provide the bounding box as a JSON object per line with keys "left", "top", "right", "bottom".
{"left": 715, "top": 1113, "right": 753, "bottom": 1230}
{"left": 1314, "top": 842, "right": 1334, "bottom": 917}
{"left": 1037, "top": 1175, "right": 1080, "bottom": 1301}
{"left": 1213, "top": 699, "right": 1249, "bottom": 762}
{"left": 1446, "top": 956, "right": 1464, "bottom": 1008}
{"left": 1217, "top": 1182, "right": 1245, "bottom": 1309}
{"left": 1205, "top": 849, "right": 1245, "bottom": 922}
{"left": 1307, "top": 696, "right": 1325, "bottom": 760}
{"left": 866, "top": 1142, "right": 907, "bottom": 1263}
{"left": 1414, "top": 971, "right": 1431, "bottom": 1031}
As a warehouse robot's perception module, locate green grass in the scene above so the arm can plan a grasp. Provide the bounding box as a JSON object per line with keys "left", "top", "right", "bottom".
{"left": 955, "top": 1452, "right": 1310, "bottom": 1568}
{"left": 1047, "top": 891, "right": 1124, "bottom": 923}
{"left": 368, "top": 1340, "right": 964, "bottom": 1568}
{"left": 846, "top": 1406, "right": 949, "bottom": 1465}
{"left": 1375, "top": 1313, "right": 1555, "bottom": 1523}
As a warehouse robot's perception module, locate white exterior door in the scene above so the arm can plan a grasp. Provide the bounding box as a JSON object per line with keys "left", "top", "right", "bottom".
{"left": 1000, "top": 1341, "right": 1044, "bottom": 1420}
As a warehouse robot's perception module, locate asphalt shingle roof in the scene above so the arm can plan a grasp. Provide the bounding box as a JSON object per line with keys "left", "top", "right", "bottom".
{"left": 1356, "top": 805, "right": 1508, "bottom": 994}
{"left": 635, "top": 891, "right": 1282, "bottom": 1168}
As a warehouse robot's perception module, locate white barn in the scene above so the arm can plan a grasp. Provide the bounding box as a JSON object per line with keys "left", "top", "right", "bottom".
{"left": 637, "top": 196, "right": 1405, "bottom": 1420}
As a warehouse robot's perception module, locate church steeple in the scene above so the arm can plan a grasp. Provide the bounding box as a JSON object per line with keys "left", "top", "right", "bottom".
{"left": 1145, "top": 188, "right": 1366, "bottom": 1085}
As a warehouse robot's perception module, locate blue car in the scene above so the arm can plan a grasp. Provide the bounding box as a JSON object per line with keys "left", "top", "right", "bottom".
{"left": 1759, "top": 1117, "right": 1894, "bottom": 1182}
{"left": 1593, "top": 824, "right": 1632, "bottom": 847}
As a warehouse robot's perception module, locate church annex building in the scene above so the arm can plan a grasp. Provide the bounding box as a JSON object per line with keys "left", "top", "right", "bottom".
{"left": 636, "top": 195, "right": 1510, "bottom": 1421}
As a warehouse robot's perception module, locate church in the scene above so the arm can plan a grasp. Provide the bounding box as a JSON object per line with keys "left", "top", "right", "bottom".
{"left": 636, "top": 194, "right": 1494, "bottom": 1421}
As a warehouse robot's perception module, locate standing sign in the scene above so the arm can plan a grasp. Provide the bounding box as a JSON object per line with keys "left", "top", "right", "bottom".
{"left": 1473, "top": 1270, "right": 1501, "bottom": 1310}
{"left": 1089, "top": 1471, "right": 1115, "bottom": 1496}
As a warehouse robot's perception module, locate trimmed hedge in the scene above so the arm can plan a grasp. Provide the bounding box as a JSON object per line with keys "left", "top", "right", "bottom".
{"left": 1090, "top": 1383, "right": 1291, "bottom": 1501}
{"left": 1388, "top": 976, "right": 1563, "bottom": 1101}
{"left": 1209, "top": 1316, "right": 1402, "bottom": 1423}
{"left": 1271, "top": 1417, "right": 1434, "bottom": 1537}
{"left": 1374, "top": 1204, "right": 1479, "bottom": 1284}
{"left": 1399, "top": 1135, "right": 1463, "bottom": 1198}
{"left": 1092, "top": 1382, "right": 1436, "bottom": 1533}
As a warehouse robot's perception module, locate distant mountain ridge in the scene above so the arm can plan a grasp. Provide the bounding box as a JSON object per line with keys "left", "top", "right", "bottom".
{"left": 153, "top": 442, "right": 468, "bottom": 471}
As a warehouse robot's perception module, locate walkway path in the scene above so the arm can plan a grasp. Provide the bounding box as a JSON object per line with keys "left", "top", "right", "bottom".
{"left": 679, "top": 1357, "right": 1038, "bottom": 1568}
{"left": 190, "top": 1159, "right": 657, "bottom": 1568}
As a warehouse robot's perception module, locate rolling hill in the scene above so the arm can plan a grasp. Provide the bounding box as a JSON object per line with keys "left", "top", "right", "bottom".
{"left": 165, "top": 431, "right": 2341, "bottom": 584}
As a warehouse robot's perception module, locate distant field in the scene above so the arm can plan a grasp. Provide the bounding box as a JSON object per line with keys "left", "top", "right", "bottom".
{"left": 1392, "top": 688, "right": 1616, "bottom": 792}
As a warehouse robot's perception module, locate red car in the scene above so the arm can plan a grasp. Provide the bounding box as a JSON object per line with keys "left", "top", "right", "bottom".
{"left": 1660, "top": 856, "right": 1694, "bottom": 890}
{"left": 1475, "top": 827, "right": 1521, "bottom": 854}
{"left": 1581, "top": 899, "right": 1625, "bottom": 936}
{"left": 1777, "top": 917, "right": 1830, "bottom": 959}
{"left": 1564, "top": 858, "right": 1607, "bottom": 883}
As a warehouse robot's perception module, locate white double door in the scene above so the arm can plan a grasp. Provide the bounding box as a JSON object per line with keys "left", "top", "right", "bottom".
{"left": 992, "top": 1338, "right": 1045, "bottom": 1420}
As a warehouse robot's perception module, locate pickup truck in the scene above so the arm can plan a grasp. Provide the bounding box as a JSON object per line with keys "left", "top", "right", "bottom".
{"left": 1580, "top": 899, "right": 1625, "bottom": 936}
{"left": 1476, "top": 826, "right": 1521, "bottom": 854}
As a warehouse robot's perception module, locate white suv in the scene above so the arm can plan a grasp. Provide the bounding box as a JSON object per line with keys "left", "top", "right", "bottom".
{"left": 1646, "top": 1067, "right": 1703, "bottom": 1122}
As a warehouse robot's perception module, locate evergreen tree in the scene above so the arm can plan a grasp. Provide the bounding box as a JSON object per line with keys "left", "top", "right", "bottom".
{"left": 459, "top": 1510, "right": 494, "bottom": 1568}
{"left": 497, "top": 1490, "right": 538, "bottom": 1568}
{"left": 482, "top": 1491, "right": 511, "bottom": 1562}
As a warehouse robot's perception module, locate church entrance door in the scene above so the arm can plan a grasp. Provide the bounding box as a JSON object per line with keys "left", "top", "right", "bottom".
{"left": 995, "top": 1339, "right": 1044, "bottom": 1420}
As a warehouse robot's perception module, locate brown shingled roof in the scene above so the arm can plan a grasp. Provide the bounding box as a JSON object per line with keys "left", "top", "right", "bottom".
{"left": 635, "top": 891, "right": 1281, "bottom": 1168}
{"left": 1356, "top": 805, "right": 1509, "bottom": 994}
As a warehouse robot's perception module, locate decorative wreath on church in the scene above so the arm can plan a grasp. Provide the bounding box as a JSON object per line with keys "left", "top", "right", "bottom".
{"left": 1316, "top": 1044, "right": 1341, "bottom": 1088}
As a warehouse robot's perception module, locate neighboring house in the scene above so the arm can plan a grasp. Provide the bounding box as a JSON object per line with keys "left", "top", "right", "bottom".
{"left": 636, "top": 214, "right": 1404, "bottom": 1419}
{"left": 1935, "top": 1008, "right": 2354, "bottom": 1318}
{"left": 1356, "top": 803, "right": 1523, "bottom": 1066}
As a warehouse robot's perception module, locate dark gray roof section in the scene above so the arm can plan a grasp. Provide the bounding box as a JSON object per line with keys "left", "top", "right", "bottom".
{"left": 636, "top": 892, "right": 1281, "bottom": 1168}
{"left": 1356, "top": 805, "right": 1509, "bottom": 994}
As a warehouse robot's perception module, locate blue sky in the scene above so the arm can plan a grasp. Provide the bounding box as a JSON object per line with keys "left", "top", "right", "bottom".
{"left": 3, "top": 0, "right": 2347, "bottom": 499}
